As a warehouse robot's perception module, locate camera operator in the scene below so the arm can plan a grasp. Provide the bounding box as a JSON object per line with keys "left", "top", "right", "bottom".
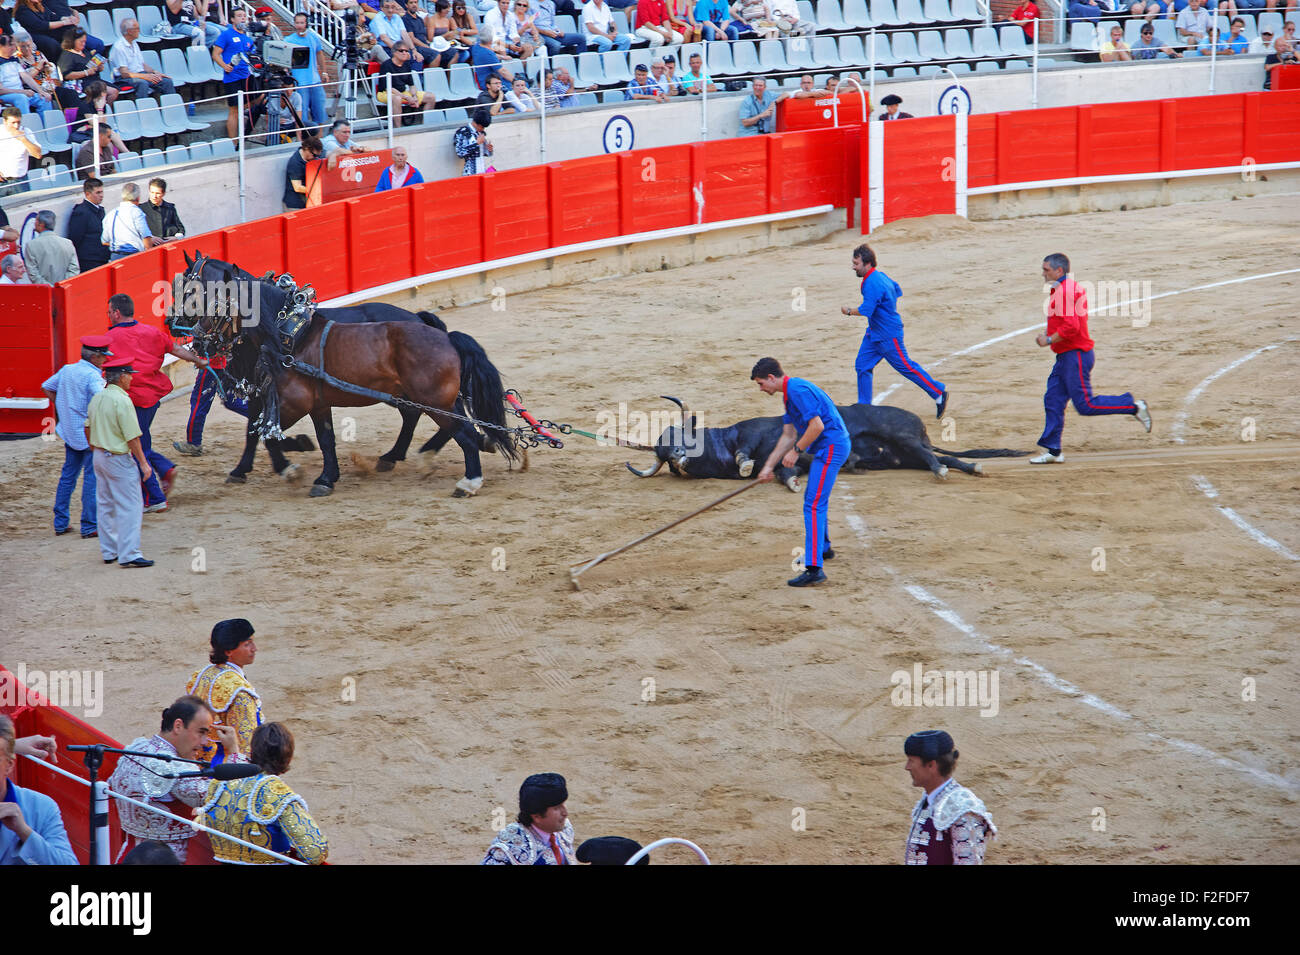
{"left": 213, "top": 7, "right": 259, "bottom": 139}
{"left": 247, "top": 5, "right": 284, "bottom": 55}
{"left": 264, "top": 67, "right": 305, "bottom": 144}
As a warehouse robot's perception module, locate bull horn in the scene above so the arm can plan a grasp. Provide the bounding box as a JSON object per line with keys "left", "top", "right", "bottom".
{"left": 625, "top": 459, "right": 665, "bottom": 478}
{"left": 659, "top": 395, "right": 694, "bottom": 427}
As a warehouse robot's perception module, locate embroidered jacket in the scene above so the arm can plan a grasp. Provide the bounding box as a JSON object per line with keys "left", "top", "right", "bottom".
{"left": 905, "top": 779, "right": 996, "bottom": 865}
{"left": 199, "top": 774, "right": 328, "bottom": 865}
{"left": 186, "top": 662, "right": 263, "bottom": 764}
{"left": 482, "top": 820, "right": 576, "bottom": 865}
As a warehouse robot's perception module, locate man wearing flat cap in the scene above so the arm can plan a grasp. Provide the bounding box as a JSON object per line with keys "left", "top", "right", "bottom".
{"left": 85, "top": 354, "right": 154, "bottom": 567}
{"left": 186, "top": 619, "right": 265, "bottom": 765}
{"left": 903, "top": 730, "right": 995, "bottom": 865}
{"left": 482, "top": 772, "right": 577, "bottom": 864}
{"left": 43, "top": 335, "right": 111, "bottom": 538}
{"left": 878, "top": 93, "right": 913, "bottom": 121}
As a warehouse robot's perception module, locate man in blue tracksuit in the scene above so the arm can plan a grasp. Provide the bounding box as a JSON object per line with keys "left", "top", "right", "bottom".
{"left": 752, "top": 357, "right": 851, "bottom": 588}
{"left": 173, "top": 361, "right": 248, "bottom": 455}
{"left": 841, "top": 244, "right": 948, "bottom": 419}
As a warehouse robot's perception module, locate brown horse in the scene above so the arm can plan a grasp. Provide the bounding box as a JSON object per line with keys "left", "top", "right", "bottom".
{"left": 182, "top": 253, "right": 518, "bottom": 497}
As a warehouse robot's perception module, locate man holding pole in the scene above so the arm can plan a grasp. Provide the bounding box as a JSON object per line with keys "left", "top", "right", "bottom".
{"left": 752, "top": 357, "right": 850, "bottom": 587}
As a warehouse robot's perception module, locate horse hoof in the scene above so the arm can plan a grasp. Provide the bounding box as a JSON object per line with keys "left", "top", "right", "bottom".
{"left": 452, "top": 476, "right": 483, "bottom": 497}
{"left": 309, "top": 483, "right": 334, "bottom": 498}
{"left": 934, "top": 466, "right": 949, "bottom": 482}
{"left": 972, "top": 462, "right": 984, "bottom": 476}
{"left": 293, "top": 434, "right": 316, "bottom": 452}
{"left": 225, "top": 473, "right": 247, "bottom": 485}
{"left": 280, "top": 463, "right": 302, "bottom": 482}
{"left": 375, "top": 458, "right": 396, "bottom": 473}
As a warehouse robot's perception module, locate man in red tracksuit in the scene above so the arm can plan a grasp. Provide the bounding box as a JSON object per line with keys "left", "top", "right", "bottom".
{"left": 1031, "top": 252, "right": 1151, "bottom": 464}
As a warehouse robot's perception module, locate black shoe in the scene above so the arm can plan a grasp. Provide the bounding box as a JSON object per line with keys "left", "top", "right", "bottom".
{"left": 119, "top": 558, "right": 155, "bottom": 568}
{"left": 103, "top": 557, "right": 117, "bottom": 564}
{"left": 788, "top": 567, "right": 827, "bottom": 587}
{"left": 54, "top": 527, "right": 70, "bottom": 536}
{"left": 81, "top": 530, "right": 98, "bottom": 539}
{"left": 823, "top": 548, "right": 835, "bottom": 561}
{"left": 936, "top": 391, "right": 949, "bottom": 420}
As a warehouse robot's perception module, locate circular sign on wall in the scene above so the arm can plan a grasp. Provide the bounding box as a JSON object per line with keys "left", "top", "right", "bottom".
{"left": 602, "top": 115, "right": 635, "bottom": 154}
{"left": 937, "top": 85, "right": 972, "bottom": 116}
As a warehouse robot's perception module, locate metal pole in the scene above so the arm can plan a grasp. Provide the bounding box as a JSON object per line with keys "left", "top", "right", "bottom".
{"left": 237, "top": 89, "right": 246, "bottom": 222}
{"left": 91, "top": 113, "right": 101, "bottom": 178}
{"left": 1209, "top": 27, "right": 1217, "bottom": 93}
{"left": 869, "top": 28, "right": 876, "bottom": 109}
{"left": 539, "top": 46, "right": 548, "bottom": 164}
{"left": 91, "top": 778, "right": 110, "bottom": 866}
{"left": 386, "top": 72, "right": 395, "bottom": 146}
{"left": 700, "top": 39, "right": 708, "bottom": 139}
{"left": 1032, "top": 25, "right": 1039, "bottom": 109}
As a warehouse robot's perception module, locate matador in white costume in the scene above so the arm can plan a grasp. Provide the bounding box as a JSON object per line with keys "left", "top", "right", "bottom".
{"left": 903, "top": 730, "right": 996, "bottom": 865}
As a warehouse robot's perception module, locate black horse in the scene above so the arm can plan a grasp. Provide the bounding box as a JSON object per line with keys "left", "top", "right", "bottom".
{"left": 176, "top": 253, "right": 517, "bottom": 497}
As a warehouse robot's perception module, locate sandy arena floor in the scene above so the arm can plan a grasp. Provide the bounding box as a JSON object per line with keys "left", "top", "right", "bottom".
{"left": 1, "top": 196, "right": 1297, "bottom": 864}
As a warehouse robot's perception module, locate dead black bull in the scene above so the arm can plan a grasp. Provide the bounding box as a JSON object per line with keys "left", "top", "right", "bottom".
{"left": 626, "top": 397, "right": 1030, "bottom": 489}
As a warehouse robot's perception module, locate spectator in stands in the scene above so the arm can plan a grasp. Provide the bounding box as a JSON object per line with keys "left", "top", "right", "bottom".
{"left": 637, "top": 0, "right": 685, "bottom": 46}
{"left": 14, "top": 0, "right": 83, "bottom": 65}
{"left": 1133, "top": 22, "right": 1183, "bottom": 56}
{"left": 110, "top": 18, "right": 178, "bottom": 100}
{"left": 785, "top": 72, "right": 821, "bottom": 98}
{"left": 663, "top": 54, "right": 687, "bottom": 94}
{"left": 57, "top": 28, "right": 117, "bottom": 107}
{"left": 0, "top": 34, "right": 50, "bottom": 114}
{"left": 321, "top": 119, "right": 368, "bottom": 164}
{"left": 680, "top": 51, "right": 717, "bottom": 92}
{"left": 102, "top": 183, "right": 156, "bottom": 261}
{"left": 74, "top": 121, "right": 115, "bottom": 179}
{"left": 1263, "top": 30, "right": 1297, "bottom": 87}
{"left": 264, "top": 73, "right": 305, "bottom": 143}
{"left": 1066, "top": 0, "right": 1103, "bottom": 24}
{"left": 452, "top": 0, "right": 481, "bottom": 42}
{"left": 1007, "top": 0, "right": 1039, "bottom": 41}
{"left": 665, "top": 0, "right": 702, "bottom": 40}
{"left": 66, "top": 175, "right": 108, "bottom": 271}
{"left": 284, "top": 134, "right": 322, "bottom": 209}
{"left": 625, "top": 61, "right": 666, "bottom": 100}
{"left": 43, "top": 0, "right": 107, "bottom": 53}
{"left": 878, "top": 92, "right": 912, "bottom": 120}
{"left": 1196, "top": 24, "right": 1231, "bottom": 52}
{"left": 731, "top": 0, "right": 775, "bottom": 39}
{"left": 649, "top": 56, "right": 678, "bottom": 95}
{"left": 770, "top": 0, "right": 816, "bottom": 35}
{"left": 199, "top": 722, "right": 329, "bottom": 865}
{"left": 402, "top": 0, "right": 441, "bottom": 66}
{"left": 482, "top": 0, "right": 532, "bottom": 57}
{"left": 286, "top": 13, "right": 331, "bottom": 130}
{"left": 1225, "top": 17, "right": 1251, "bottom": 52}
{"left": 26, "top": 209, "right": 77, "bottom": 283}
{"left": 468, "top": 27, "right": 515, "bottom": 86}
{"left": 1176, "top": 0, "right": 1211, "bottom": 48}
{"left": 482, "top": 772, "right": 577, "bottom": 865}
{"left": 694, "top": 0, "right": 744, "bottom": 40}
{"left": 0, "top": 253, "right": 28, "bottom": 282}
{"left": 739, "top": 76, "right": 782, "bottom": 133}
{"left": 144, "top": 178, "right": 186, "bottom": 240}
{"left": 0, "top": 714, "right": 77, "bottom": 865}
{"left": 506, "top": 73, "right": 542, "bottom": 109}
{"left": 512, "top": 0, "right": 549, "bottom": 56}
{"left": 69, "top": 82, "right": 125, "bottom": 156}
{"left": 372, "top": 0, "right": 413, "bottom": 57}
{"left": 41, "top": 333, "right": 105, "bottom": 539}
{"left": 476, "top": 71, "right": 516, "bottom": 112}
{"left": 378, "top": 44, "right": 433, "bottom": 123}
{"left": 214, "top": 7, "right": 258, "bottom": 139}
{"left": 164, "top": 0, "right": 224, "bottom": 47}
{"left": 539, "top": 65, "right": 586, "bottom": 107}
{"left": 17, "top": 36, "right": 76, "bottom": 111}
{"left": 531, "top": 0, "right": 586, "bottom": 55}
{"left": 0, "top": 105, "right": 39, "bottom": 197}
{"left": 582, "top": 0, "right": 635, "bottom": 50}
{"left": 1100, "top": 23, "right": 1133, "bottom": 59}
{"left": 375, "top": 144, "right": 424, "bottom": 189}
{"left": 454, "top": 106, "right": 494, "bottom": 174}
{"left": 1251, "top": 25, "right": 1274, "bottom": 53}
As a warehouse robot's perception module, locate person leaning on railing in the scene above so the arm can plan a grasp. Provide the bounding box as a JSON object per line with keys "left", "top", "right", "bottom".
{"left": 0, "top": 714, "right": 78, "bottom": 866}
{"left": 199, "top": 722, "right": 329, "bottom": 865}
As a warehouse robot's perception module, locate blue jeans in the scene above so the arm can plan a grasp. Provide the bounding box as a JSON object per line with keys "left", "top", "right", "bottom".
{"left": 135, "top": 403, "right": 174, "bottom": 506}
{"left": 1068, "top": 2, "right": 1102, "bottom": 21}
{"left": 303, "top": 81, "right": 328, "bottom": 127}
{"left": 542, "top": 32, "right": 586, "bottom": 56}
{"left": 588, "top": 33, "right": 633, "bottom": 52}
{"left": 54, "top": 444, "right": 97, "bottom": 534}
{"left": 803, "top": 440, "right": 848, "bottom": 569}
{"left": 129, "top": 76, "right": 177, "bottom": 100}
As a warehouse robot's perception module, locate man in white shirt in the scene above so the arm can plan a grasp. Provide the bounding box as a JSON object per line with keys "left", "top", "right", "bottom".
{"left": 769, "top": 0, "right": 815, "bottom": 35}
{"left": 0, "top": 253, "right": 29, "bottom": 283}
{"left": 484, "top": 0, "right": 537, "bottom": 57}
{"left": 109, "top": 18, "right": 177, "bottom": 99}
{"left": 582, "top": 0, "right": 634, "bottom": 50}
{"left": 1175, "top": 0, "right": 1211, "bottom": 48}
{"left": 320, "top": 119, "right": 369, "bottom": 167}
{"left": 101, "top": 182, "right": 157, "bottom": 260}
{"left": 370, "top": 0, "right": 411, "bottom": 54}
{"left": 0, "top": 106, "right": 41, "bottom": 197}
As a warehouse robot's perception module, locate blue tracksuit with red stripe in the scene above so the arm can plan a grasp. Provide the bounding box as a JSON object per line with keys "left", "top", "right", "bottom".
{"left": 186, "top": 365, "right": 249, "bottom": 445}
{"left": 1038, "top": 276, "right": 1137, "bottom": 453}
{"left": 783, "top": 377, "right": 851, "bottom": 569}
{"left": 854, "top": 268, "right": 945, "bottom": 404}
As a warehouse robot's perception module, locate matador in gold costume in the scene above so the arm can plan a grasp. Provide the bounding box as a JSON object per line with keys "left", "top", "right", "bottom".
{"left": 187, "top": 618, "right": 264, "bottom": 765}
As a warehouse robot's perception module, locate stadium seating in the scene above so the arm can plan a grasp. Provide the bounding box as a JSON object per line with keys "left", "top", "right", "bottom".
{"left": 575, "top": 52, "right": 607, "bottom": 87}
{"left": 210, "top": 138, "right": 236, "bottom": 159}
{"left": 812, "top": 35, "right": 848, "bottom": 67}
{"left": 924, "top": 0, "right": 961, "bottom": 24}
{"left": 135, "top": 98, "right": 168, "bottom": 141}
{"left": 39, "top": 112, "right": 73, "bottom": 155}
{"left": 447, "top": 64, "right": 481, "bottom": 100}
{"left": 999, "top": 24, "right": 1031, "bottom": 57}
{"left": 187, "top": 141, "right": 213, "bottom": 162}
{"left": 786, "top": 37, "right": 818, "bottom": 71}
{"left": 891, "top": 31, "right": 924, "bottom": 63}
{"left": 161, "top": 48, "right": 198, "bottom": 88}
{"left": 1070, "top": 22, "right": 1098, "bottom": 52}
{"left": 971, "top": 25, "right": 1001, "bottom": 60}
{"left": 140, "top": 147, "right": 166, "bottom": 167}
{"left": 759, "top": 38, "right": 791, "bottom": 71}
{"left": 111, "top": 100, "right": 144, "bottom": 142}
{"left": 897, "top": 0, "right": 926, "bottom": 24}
{"left": 137, "top": 5, "right": 166, "bottom": 39}
{"left": 116, "top": 150, "right": 143, "bottom": 171}
{"left": 870, "top": 0, "right": 907, "bottom": 27}
{"left": 944, "top": 27, "right": 975, "bottom": 59}
{"left": 843, "top": 0, "right": 874, "bottom": 28}
{"left": 164, "top": 143, "right": 189, "bottom": 164}
{"left": 704, "top": 42, "right": 736, "bottom": 74}
{"left": 816, "top": 0, "right": 850, "bottom": 30}
{"left": 601, "top": 51, "right": 633, "bottom": 84}
{"left": 891, "top": 65, "right": 917, "bottom": 76}
{"left": 917, "top": 29, "right": 947, "bottom": 61}
{"left": 187, "top": 45, "right": 224, "bottom": 84}
{"left": 732, "top": 40, "right": 761, "bottom": 75}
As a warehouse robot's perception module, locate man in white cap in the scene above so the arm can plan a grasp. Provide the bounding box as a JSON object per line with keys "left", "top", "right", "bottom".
{"left": 903, "top": 730, "right": 995, "bottom": 865}
{"left": 482, "top": 772, "right": 577, "bottom": 864}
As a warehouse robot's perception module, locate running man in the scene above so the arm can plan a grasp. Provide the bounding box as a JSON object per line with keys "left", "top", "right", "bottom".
{"left": 841, "top": 244, "right": 948, "bottom": 418}
{"left": 752, "top": 357, "right": 850, "bottom": 588}
{"left": 1031, "top": 252, "right": 1151, "bottom": 464}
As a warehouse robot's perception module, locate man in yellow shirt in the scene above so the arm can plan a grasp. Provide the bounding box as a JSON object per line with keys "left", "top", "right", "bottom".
{"left": 85, "top": 355, "right": 154, "bottom": 568}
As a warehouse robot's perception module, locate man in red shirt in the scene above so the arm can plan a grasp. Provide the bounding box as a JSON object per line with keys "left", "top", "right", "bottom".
{"left": 105, "top": 293, "right": 210, "bottom": 510}
{"left": 1031, "top": 253, "right": 1151, "bottom": 464}
{"left": 1008, "top": 0, "right": 1039, "bottom": 42}
{"left": 634, "top": 0, "right": 684, "bottom": 46}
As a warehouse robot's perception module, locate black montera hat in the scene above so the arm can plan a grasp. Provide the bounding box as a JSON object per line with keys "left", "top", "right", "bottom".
{"left": 904, "top": 730, "right": 955, "bottom": 761}
{"left": 519, "top": 772, "right": 567, "bottom": 815}
{"left": 576, "top": 836, "right": 648, "bottom": 865}
{"left": 210, "top": 618, "right": 255, "bottom": 651}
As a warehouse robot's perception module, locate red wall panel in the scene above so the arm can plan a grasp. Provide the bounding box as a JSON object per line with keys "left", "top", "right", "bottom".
{"left": 548, "top": 155, "right": 621, "bottom": 246}
{"left": 883, "top": 115, "right": 955, "bottom": 222}
{"left": 415, "top": 176, "right": 483, "bottom": 273}
{"left": 0, "top": 286, "right": 54, "bottom": 433}
{"left": 769, "top": 128, "right": 847, "bottom": 211}
{"left": 1254, "top": 89, "right": 1300, "bottom": 163}
{"left": 692, "top": 138, "right": 768, "bottom": 222}
{"left": 967, "top": 113, "right": 997, "bottom": 187}
{"left": 1082, "top": 100, "right": 1162, "bottom": 176}
{"left": 284, "top": 203, "right": 350, "bottom": 299}
{"left": 482, "top": 167, "right": 551, "bottom": 260}
{"left": 1171, "top": 93, "right": 1246, "bottom": 169}
{"left": 997, "top": 106, "right": 1079, "bottom": 182}
{"left": 618, "top": 145, "right": 693, "bottom": 233}
{"left": 348, "top": 190, "right": 415, "bottom": 291}
{"left": 221, "top": 217, "right": 287, "bottom": 278}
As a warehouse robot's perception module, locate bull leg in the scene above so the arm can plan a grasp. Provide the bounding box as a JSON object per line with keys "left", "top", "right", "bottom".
{"left": 377, "top": 407, "right": 422, "bottom": 472}
{"left": 909, "top": 440, "right": 949, "bottom": 481}
{"left": 776, "top": 464, "right": 800, "bottom": 493}
{"left": 935, "top": 454, "right": 982, "bottom": 476}
{"left": 734, "top": 449, "right": 756, "bottom": 478}
{"left": 308, "top": 411, "right": 339, "bottom": 497}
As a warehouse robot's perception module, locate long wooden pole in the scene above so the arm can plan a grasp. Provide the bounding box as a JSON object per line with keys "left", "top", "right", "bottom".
{"left": 569, "top": 480, "right": 761, "bottom": 589}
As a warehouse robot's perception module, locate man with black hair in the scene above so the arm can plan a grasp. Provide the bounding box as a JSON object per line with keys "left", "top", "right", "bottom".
{"left": 454, "top": 107, "right": 494, "bottom": 174}
{"left": 187, "top": 618, "right": 265, "bottom": 765}
{"left": 903, "top": 730, "right": 995, "bottom": 865}
{"left": 751, "top": 356, "right": 850, "bottom": 588}
{"left": 66, "top": 176, "right": 109, "bottom": 272}
{"left": 482, "top": 772, "right": 577, "bottom": 863}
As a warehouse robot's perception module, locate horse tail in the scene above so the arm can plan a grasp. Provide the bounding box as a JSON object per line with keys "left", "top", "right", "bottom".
{"left": 931, "top": 447, "right": 1033, "bottom": 458}
{"left": 447, "top": 330, "right": 519, "bottom": 463}
{"left": 418, "top": 310, "right": 447, "bottom": 332}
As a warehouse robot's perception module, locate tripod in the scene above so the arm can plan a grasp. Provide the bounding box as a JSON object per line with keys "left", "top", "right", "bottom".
{"left": 335, "top": 62, "right": 363, "bottom": 125}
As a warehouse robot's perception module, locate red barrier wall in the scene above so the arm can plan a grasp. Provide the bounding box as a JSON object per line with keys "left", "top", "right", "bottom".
{"left": 0, "top": 285, "right": 54, "bottom": 434}
{"left": 882, "top": 115, "right": 957, "bottom": 222}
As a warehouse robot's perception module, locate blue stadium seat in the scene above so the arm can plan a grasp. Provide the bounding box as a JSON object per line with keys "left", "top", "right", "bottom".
{"left": 896, "top": 0, "right": 925, "bottom": 23}
{"left": 947, "top": 60, "right": 971, "bottom": 72}
{"left": 137, "top": 5, "right": 166, "bottom": 39}
{"left": 135, "top": 98, "right": 168, "bottom": 140}
{"left": 843, "top": 0, "right": 874, "bottom": 29}
{"left": 161, "top": 47, "right": 196, "bottom": 87}
{"left": 575, "top": 91, "right": 598, "bottom": 107}
{"left": 703, "top": 41, "right": 736, "bottom": 74}
{"left": 971, "top": 26, "right": 1001, "bottom": 59}
{"left": 187, "top": 141, "right": 213, "bottom": 162}
{"left": 924, "top": 0, "right": 961, "bottom": 23}
{"left": 1004, "top": 59, "right": 1030, "bottom": 70}
{"left": 759, "top": 38, "right": 791, "bottom": 70}
{"left": 158, "top": 93, "right": 203, "bottom": 134}
{"left": 556, "top": 14, "right": 578, "bottom": 32}
{"left": 423, "top": 67, "right": 452, "bottom": 102}
{"left": 447, "top": 63, "right": 481, "bottom": 99}
{"left": 116, "top": 150, "right": 142, "bottom": 171}
{"left": 164, "top": 144, "right": 188, "bottom": 165}
{"left": 628, "top": 47, "right": 654, "bottom": 74}
{"left": 1069, "top": 22, "right": 1097, "bottom": 51}
{"left": 732, "top": 40, "right": 761, "bottom": 74}
{"left": 601, "top": 51, "right": 633, "bottom": 83}
{"left": 812, "top": 35, "right": 848, "bottom": 67}
{"left": 999, "top": 24, "right": 1030, "bottom": 56}
{"left": 111, "top": 100, "right": 143, "bottom": 142}
{"left": 917, "top": 29, "right": 946, "bottom": 60}
{"left": 944, "top": 27, "right": 975, "bottom": 58}
{"left": 140, "top": 147, "right": 166, "bottom": 167}
{"left": 951, "top": 0, "right": 980, "bottom": 19}
{"left": 1152, "top": 18, "right": 1176, "bottom": 45}
{"left": 210, "top": 138, "right": 236, "bottom": 159}
{"left": 798, "top": 0, "right": 817, "bottom": 22}
{"left": 891, "top": 65, "right": 917, "bottom": 76}
{"left": 575, "top": 51, "right": 606, "bottom": 86}
{"left": 613, "top": 9, "right": 632, "bottom": 33}
{"left": 187, "top": 45, "right": 223, "bottom": 84}
{"left": 890, "top": 31, "right": 925, "bottom": 62}
{"left": 869, "top": 0, "right": 906, "bottom": 27}
{"left": 816, "top": 0, "right": 850, "bottom": 29}
{"left": 974, "top": 58, "right": 1000, "bottom": 71}
{"left": 1257, "top": 11, "right": 1282, "bottom": 37}
{"left": 785, "top": 36, "right": 818, "bottom": 70}
{"left": 39, "top": 111, "right": 73, "bottom": 155}
{"left": 88, "top": 9, "right": 115, "bottom": 44}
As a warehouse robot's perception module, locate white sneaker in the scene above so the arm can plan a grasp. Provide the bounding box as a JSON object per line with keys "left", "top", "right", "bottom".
{"left": 1029, "top": 452, "right": 1064, "bottom": 464}
{"left": 1135, "top": 398, "right": 1152, "bottom": 433}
